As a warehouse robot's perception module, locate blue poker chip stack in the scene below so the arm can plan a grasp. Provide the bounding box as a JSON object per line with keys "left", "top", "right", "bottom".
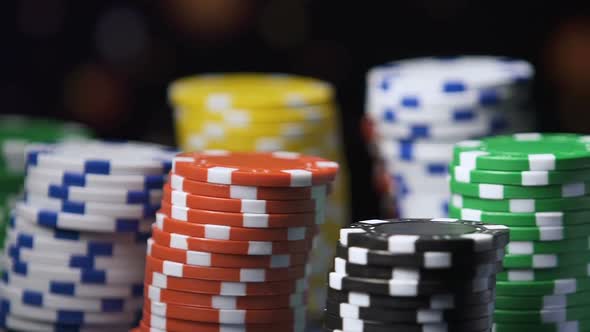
{"left": 324, "top": 218, "right": 509, "bottom": 332}
{"left": 365, "top": 56, "right": 535, "bottom": 217}
{"left": 0, "top": 140, "right": 177, "bottom": 332}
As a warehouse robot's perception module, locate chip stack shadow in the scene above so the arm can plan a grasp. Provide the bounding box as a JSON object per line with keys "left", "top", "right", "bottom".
{"left": 0, "top": 140, "right": 176, "bottom": 331}
{"left": 365, "top": 56, "right": 534, "bottom": 218}
{"left": 168, "top": 73, "right": 350, "bottom": 315}
{"left": 136, "top": 151, "right": 339, "bottom": 331}
{"left": 450, "top": 133, "right": 590, "bottom": 331}
{"left": 325, "top": 218, "right": 509, "bottom": 332}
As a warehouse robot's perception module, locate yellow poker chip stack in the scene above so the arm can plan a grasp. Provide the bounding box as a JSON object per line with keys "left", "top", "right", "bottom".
{"left": 168, "top": 73, "right": 350, "bottom": 317}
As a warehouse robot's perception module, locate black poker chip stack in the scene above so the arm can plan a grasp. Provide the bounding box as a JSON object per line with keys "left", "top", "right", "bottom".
{"left": 324, "top": 218, "right": 509, "bottom": 332}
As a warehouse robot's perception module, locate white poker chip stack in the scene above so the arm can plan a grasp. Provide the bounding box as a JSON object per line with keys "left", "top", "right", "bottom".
{"left": 0, "top": 141, "right": 176, "bottom": 332}
{"left": 365, "top": 56, "right": 535, "bottom": 217}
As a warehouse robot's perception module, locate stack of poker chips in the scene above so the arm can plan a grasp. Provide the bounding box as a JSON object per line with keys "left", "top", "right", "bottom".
{"left": 168, "top": 73, "right": 350, "bottom": 315}
{"left": 325, "top": 218, "right": 509, "bottom": 332}
{"left": 137, "top": 151, "right": 339, "bottom": 331}
{"left": 0, "top": 115, "right": 92, "bottom": 250}
{"left": 449, "top": 133, "right": 590, "bottom": 331}
{"left": 0, "top": 141, "right": 176, "bottom": 332}
{"left": 365, "top": 56, "right": 534, "bottom": 218}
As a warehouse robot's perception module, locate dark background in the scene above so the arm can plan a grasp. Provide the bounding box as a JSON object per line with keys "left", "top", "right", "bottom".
{"left": 2, "top": 1, "right": 590, "bottom": 222}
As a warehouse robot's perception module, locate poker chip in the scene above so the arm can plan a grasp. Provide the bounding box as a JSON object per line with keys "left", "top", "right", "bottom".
{"left": 324, "top": 218, "right": 506, "bottom": 332}
{"left": 0, "top": 140, "right": 175, "bottom": 331}
{"left": 169, "top": 73, "right": 349, "bottom": 316}
{"left": 129, "top": 150, "right": 338, "bottom": 329}
{"left": 493, "top": 320, "right": 590, "bottom": 332}
{"left": 449, "top": 134, "right": 590, "bottom": 328}
{"left": 367, "top": 56, "right": 534, "bottom": 218}
{"left": 139, "top": 315, "right": 305, "bottom": 332}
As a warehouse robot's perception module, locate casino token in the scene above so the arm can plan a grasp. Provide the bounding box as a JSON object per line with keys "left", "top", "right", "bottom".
{"left": 339, "top": 219, "right": 509, "bottom": 253}
{"left": 9, "top": 215, "right": 151, "bottom": 244}
{"left": 4, "top": 257, "right": 145, "bottom": 285}
{"left": 496, "top": 277, "right": 590, "bottom": 296}
{"left": 326, "top": 300, "right": 493, "bottom": 323}
{"left": 375, "top": 120, "right": 491, "bottom": 140}
{"left": 168, "top": 73, "right": 333, "bottom": 108}
{"left": 497, "top": 264, "right": 590, "bottom": 281}
{"left": 193, "top": 103, "right": 333, "bottom": 124}
{"left": 7, "top": 230, "right": 147, "bottom": 257}
{"left": 144, "top": 299, "right": 305, "bottom": 324}
{"left": 506, "top": 224, "right": 590, "bottom": 241}
{"left": 139, "top": 315, "right": 305, "bottom": 332}
{"left": 377, "top": 139, "right": 454, "bottom": 163}
{"left": 185, "top": 120, "right": 325, "bottom": 140}
{"left": 335, "top": 244, "right": 503, "bottom": 268}
{"left": 146, "top": 255, "right": 307, "bottom": 282}
{"left": 326, "top": 288, "right": 495, "bottom": 310}
{"left": 172, "top": 151, "right": 339, "bottom": 187}
{"left": 25, "top": 179, "right": 163, "bottom": 204}
{"left": 8, "top": 245, "right": 143, "bottom": 270}
{"left": 505, "top": 238, "right": 590, "bottom": 255}
{"left": 452, "top": 133, "right": 590, "bottom": 171}
{"left": 449, "top": 180, "right": 590, "bottom": 199}
{"left": 26, "top": 166, "right": 167, "bottom": 191}
{"left": 451, "top": 164, "right": 590, "bottom": 186}
{"left": 503, "top": 251, "right": 590, "bottom": 269}
{"left": 333, "top": 257, "right": 503, "bottom": 280}
{"left": 449, "top": 205, "right": 590, "bottom": 227}
{"left": 494, "top": 305, "right": 590, "bottom": 323}
{"left": 151, "top": 227, "right": 313, "bottom": 255}
{"left": 0, "top": 283, "right": 141, "bottom": 312}
{"left": 2, "top": 271, "right": 142, "bottom": 299}
{"left": 496, "top": 292, "right": 590, "bottom": 310}
{"left": 24, "top": 194, "right": 159, "bottom": 219}
{"left": 451, "top": 194, "right": 590, "bottom": 212}
{"left": 493, "top": 320, "right": 590, "bottom": 332}
{"left": 0, "top": 313, "right": 130, "bottom": 332}
{"left": 324, "top": 314, "right": 493, "bottom": 332}
{"left": 147, "top": 239, "right": 307, "bottom": 268}
{"left": 328, "top": 272, "right": 494, "bottom": 297}
{"left": 169, "top": 173, "right": 329, "bottom": 200}
{"left": 0, "top": 298, "right": 137, "bottom": 325}
{"left": 26, "top": 141, "right": 176, "bottom": 175}
{"left": 145, "top": 284, "right": 304, "bottom": 309}
{"left": 145, "top": 270, "right": 308, "bottom": 296}
{"left": 15, "top": 203, "right": 154, "bottom": 233}
{"left": 162, "top": 186, "right": 318, "bottom": 213}
{"left": 153, "top": 213, "right": 316, "bottom": 242}
{"left": 159, "top": 202, "right": 318, "bottom": 228}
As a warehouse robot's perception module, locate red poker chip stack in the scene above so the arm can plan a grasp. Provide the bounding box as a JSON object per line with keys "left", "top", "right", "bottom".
{"left": 135, "top": 151, "right": 339, "bottom": 332}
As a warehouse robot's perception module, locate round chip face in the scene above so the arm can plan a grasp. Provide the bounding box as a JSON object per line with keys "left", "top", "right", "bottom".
{"left": 453, "top": 133, "right": 590, "bottom": 171}
{"left": 173, "top": 150, "right": 339, "bottom": 187}
{"left": 339, "top": 219, "right": 509, "bottom": 253}
{"left": 168, "top": 73, "right": 334, "bottom": 108}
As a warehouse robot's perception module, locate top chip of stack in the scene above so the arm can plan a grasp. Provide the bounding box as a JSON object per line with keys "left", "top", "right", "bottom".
{"left": 365, "top": 56, "right": 535, "bottom": 218}
{"left": 448, "top": 133, "right": 590, "bottom": 332}
{"left": 325, "top": 218, "right": 508, "bottom": 332}
{"left": 0, "top": 140, "right": 176, "bottom": 332}
{"left": 167, "top": 72, "right": 350, "bottom": 317}
{"left": 136, "top": 150, "right": 339, "bottom": 332}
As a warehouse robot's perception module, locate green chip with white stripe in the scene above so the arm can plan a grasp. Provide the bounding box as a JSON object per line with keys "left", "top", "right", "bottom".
{"left": 452, "top": 133, "right": 590, "bottom": 171}
{"left": 504, "top": 251, "right": 590, "bottom": 269}
{"left": 449, "top": 179, "right": 590, "bottom": 199}
{"left": 497, "top": 263, "right": 590, "bottom": 281}
{"left": 496, "top": 291, "right": 590, "bottom": 310}
{"left": 496, "top": 276, "right": 590, "bottom": 296}
{"left": 449, "top": 205, "right": 590, "bottom": 227}
{"left": 450, "top": 164, "right": 590, "bottom": 186}
{"left": 451, "top": 194, "right": 590, "bottom": 213}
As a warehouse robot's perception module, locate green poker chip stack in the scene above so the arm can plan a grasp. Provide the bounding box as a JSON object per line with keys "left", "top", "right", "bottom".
{"left": 0, "top": 115, "right": 92, "bottom": 250}
{"left": 448, "top": 133, "right": 590, "bottom": 332}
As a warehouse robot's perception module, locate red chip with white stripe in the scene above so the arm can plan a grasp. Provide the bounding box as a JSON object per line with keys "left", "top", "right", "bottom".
{"left": 143, "top": 299, "right": 305, "bottom": 324}
{"left": 172, "top": 151, "right": 339, "bottom": 187}
{"left": 159, "top": 202, "right": 319, "bottom": 228}
{"left": 169, "top": 172, "right": 328, "bottom": 201}
{"left": 154, "top": 213, "right": 317, "bottom": 241}
{"left": 151, "top": 227, "right": 313, "bottom": 255}
{"left": 147, "top": 239, "right": 308, "bottom": 268}
{"left": 145, "top": 284, "right": 305, "bottom": 309}
{"left": 139, "top": 314, "right": 305, "bottom": 332}
{"left": 162, "top": 185, "right": 317, "bottom": 213}
{"left": 146, "top": 255, "right": 307, "bottom": 282}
